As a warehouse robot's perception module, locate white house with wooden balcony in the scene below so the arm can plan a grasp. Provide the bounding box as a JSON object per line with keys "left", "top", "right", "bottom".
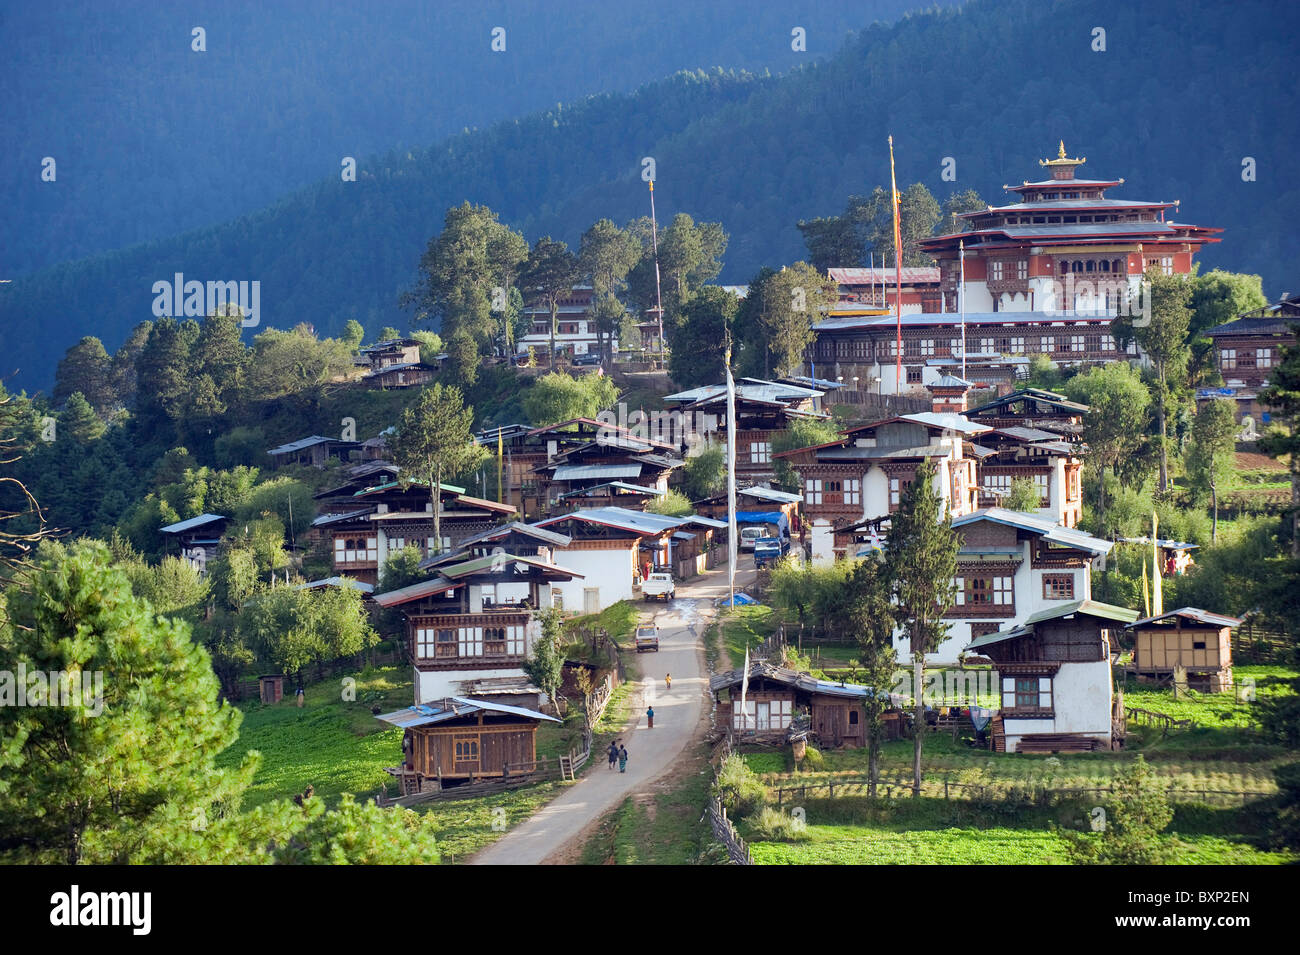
{"left": 965, "top": 599, "right": 1138, "bottom": 753}
{"left": 775, "top": 411, "right": 991, "bottom": 564}
{"left": 374, "top": 524, "right": 583, "bottom": 705}
{"left": 908, "top": 507, "right": 1114, "bottom": 665}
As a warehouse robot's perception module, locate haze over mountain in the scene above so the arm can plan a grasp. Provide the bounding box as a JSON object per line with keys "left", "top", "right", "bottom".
{"left": 2, "top": 0, "right": 933, "bottom": 275}
{"left": 4, "top": 0, "right": 1297, "bottom": 393}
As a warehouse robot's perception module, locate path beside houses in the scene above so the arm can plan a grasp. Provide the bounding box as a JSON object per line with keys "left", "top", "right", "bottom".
{"left": 469, "top": 563, "right": 755, "bottom": 865}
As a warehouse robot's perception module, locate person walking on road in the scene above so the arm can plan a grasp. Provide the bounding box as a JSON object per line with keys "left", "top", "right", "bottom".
{"left": 607, "top": 740, "right": 618, "bottom": 770}
{"left": 618, "top": 745, "right": 628, "bottom": 773}
{"left": 665, "top": 673, "right": 672, "bottom": 691}
{"left": 646, "top": 705, "right": 655, "bottom": 729}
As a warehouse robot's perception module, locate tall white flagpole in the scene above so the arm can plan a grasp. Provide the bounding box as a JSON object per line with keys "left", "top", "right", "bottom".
{"left": 960, "top": 239, "right": 967, "bottom": 381}
{"left": 725, "top": 332, "right": 738, "bottom": 607}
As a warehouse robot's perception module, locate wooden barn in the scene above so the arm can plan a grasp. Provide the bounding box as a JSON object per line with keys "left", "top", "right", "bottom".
{"left": 709, "top": 661, "right": 881, "bottom": 748}
{"left": 1126, "top": 607, "right": 1240, "bottom": 692}
{"left": 377, "top": 696, "right": 559, "bottom": 792}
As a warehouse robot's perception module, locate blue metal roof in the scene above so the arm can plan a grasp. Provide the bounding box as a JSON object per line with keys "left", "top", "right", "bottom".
{"left": 159, "top": 513, "right": 227, "bottom": 534}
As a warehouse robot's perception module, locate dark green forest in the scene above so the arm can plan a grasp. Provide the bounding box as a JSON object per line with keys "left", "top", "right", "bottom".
{"left": 2, "top": 0, "right": 927, "bottom": 275}
{"left": 4, "top": 0, "right": 1298, "bottom": 393}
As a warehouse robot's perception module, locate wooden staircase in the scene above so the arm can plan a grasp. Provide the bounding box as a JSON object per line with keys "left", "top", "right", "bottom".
{"left": 991, "top": 714, "right": 1006, "bottom": 753}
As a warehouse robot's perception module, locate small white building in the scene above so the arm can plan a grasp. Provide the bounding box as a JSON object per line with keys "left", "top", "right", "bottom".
{"left": 963, "top": 599, "right": 1138, "bottom": 753}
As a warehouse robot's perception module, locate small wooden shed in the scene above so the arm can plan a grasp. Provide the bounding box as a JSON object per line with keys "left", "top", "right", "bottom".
{"left": 376, "top": 696, "right": 560, "bottom": 791}
{"left": 1126, "top": 607, "right": 1240, "bottom": 692}
{"left": 709, "top": 661, "right": 877, "bottom": 748}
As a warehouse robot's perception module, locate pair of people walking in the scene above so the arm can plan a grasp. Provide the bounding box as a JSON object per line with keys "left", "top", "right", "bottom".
{"left": 607, "top": 741, "right": 628, "bottom": 772}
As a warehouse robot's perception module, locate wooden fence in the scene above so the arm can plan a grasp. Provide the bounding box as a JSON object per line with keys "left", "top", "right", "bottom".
{"left": 706, "top": 797, "right": 754, "bottom": 864}
{"left": 770, "top": 773, "right": 1272, "bottom": 809}
{"left": 1125, "top": 706, "right": 1196, "bottom": 733}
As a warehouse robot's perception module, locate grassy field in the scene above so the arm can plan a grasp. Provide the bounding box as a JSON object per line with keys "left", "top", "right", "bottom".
{"left": 217, "top": 657, "right": 643, "bottom": 864}
{"left": 717, "top": 604, "right": 778, "bottom": 668}
{"left": 733, "top": 661, "right": 1299, "bottom": 865}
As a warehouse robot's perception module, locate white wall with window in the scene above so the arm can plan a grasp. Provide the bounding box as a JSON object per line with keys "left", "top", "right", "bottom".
{"left": 335, "top": 536, "right": 377, "bottom": 565}
{"left": 732, "top": 698, "right": 792, "bottom": 731}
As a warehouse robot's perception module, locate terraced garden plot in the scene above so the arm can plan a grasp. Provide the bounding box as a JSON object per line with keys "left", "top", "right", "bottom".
{"left": 748, "top": 824, "right": 1289, "bottom": 865}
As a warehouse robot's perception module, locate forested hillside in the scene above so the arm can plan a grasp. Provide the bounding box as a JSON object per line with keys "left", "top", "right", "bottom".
{"left": 2, "top": 0, "right": 928, "bottom": 275}
{"left": 5, "top": 0, "right": 1298, "bottom": 392}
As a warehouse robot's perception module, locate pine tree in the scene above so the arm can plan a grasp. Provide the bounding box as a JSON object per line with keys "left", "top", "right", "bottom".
{"left": 842, "top": 559, "right": 896, "bottom": 796}
{"left": 0, "top": 540, "right": 280, "bottom": 863}
{"left": 884, "top": 459, "right": 958, "bottom": 796}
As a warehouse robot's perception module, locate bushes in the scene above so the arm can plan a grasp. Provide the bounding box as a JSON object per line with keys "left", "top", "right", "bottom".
{"left": 715, "top": 752, "right": 767, "bottom": 819}
{"left": 747, "top": 806, "right": 810, "bottom": 842}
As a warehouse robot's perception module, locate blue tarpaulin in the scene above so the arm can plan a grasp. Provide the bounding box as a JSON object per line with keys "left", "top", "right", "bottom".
{"left": 734, "top": 511, "right": 789, "bottom": 537}
{"left": 715, "top": 592, "right": 758, "bottom": 607}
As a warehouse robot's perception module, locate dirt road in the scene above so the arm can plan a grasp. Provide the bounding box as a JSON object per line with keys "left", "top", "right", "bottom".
{"left": 469, "top": 564, "right": 754, "bottom": 865}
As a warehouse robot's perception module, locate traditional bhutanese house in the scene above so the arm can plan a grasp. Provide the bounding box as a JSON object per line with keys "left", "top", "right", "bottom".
{"left": 377, "top": 697, "right": 560, "bottom": 792}
{"left": 478, "top": 419, "right": 671, "bottom": 517}
{"left": 662, "top": 378, "right": 827, "bottom": 486}
{"left": 965, "top": 387, "right": 1088, "bottom": 441}
{"left": 267, "top": 435, "right": 361, "bottom": 469}
{"left": 709, "top": 661, "right": 877, "bottom": 748}
{"left": 359, "top": 339, "right": 436, "bottom": 389}
{"left": 966, "top": 599, "right": 1138, "bottom": 753}
{"left": 1117, "top": 536, "right": 1198, "bottom": 576}
{"left": 315, "top": 480, "right": 516, "bottom": 586}
{"left": 827, "top": 266, "right": 944, "bottom": 315}
{"left": 776, "top": 411, "right": 990, "bottom": 564}
{"left": 532, "top": 433, "right": 682, "bottom": 518}
{"left": 356, "top": 479, "right": 517, "bottom": 556}
{"left": 373, "top": 546, "right": 582, "bottom": 704}
{"left": 975, "top": 425, "right": 1086, "bottom": 528}
{"left": 557, "top": 481, "right": 665, "bottom": 511}
{"left": 1126, "top": 608, "right": 1241, "bottom": 692}
{"left": 1203, "top": 293, "right": 1300, "bottom": 425}
{"left": 693, "top": 485, "right": 803, "bottom": 536}
{"left": 517, "top": 284, "right": 605, "bottom": 358}
{"left": 533, "top": 507, "right": 724, "bottom": 610}
{"left": 312, "top": 461, "right": 401, "bottom": 515}
{"left": 936, "top": 507, "right": 1113, "bottom": 665}
{"left": 159, "top": 513, "right": 229, "bottom": 573}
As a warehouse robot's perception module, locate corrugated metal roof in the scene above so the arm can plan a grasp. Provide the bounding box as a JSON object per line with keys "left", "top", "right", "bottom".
{"left": 159, "top": 513, "right": 228, "bottom": 534}
{"left": 829, "top": 267, "right": 941, "bottom": 285}
{"left": 558, "top": 481, "right": 664, "bottom": 499}
{"left": 900, "top": 412, "right": 992, "bottom": 435}
{"left": 537, "top": 506, "right": 708, "bottom": 536}
{"left": 953, "top": 507, "right": 1112, "bottom": 555}
{"left": 455, "top": 521, "right": 572, "bottom": 549}
{"left": 371, "top": 576, "right": 458, "bottom": 607}
{"left": 663, "top": 377, "right": 822, "bottom": 406}
{"left": 375, "top": 696, "right": 560, "bottom": 728}
{"left": 738, "top": 486, "right": 803, "bottom": 504}
{"left": 996, "top": 425, "right": 1063, "bottom": 442}
{"left": 295, "top": 577, "right": 374, "bottom": 594}
{"left": 268, "top": 435, "right": 353, "bottom": 455}
{"left": 966, "top": 599, "right": 1138, "bottom": 651}
{"left": 1128, "top": 607, "right": 1242, "bottom": 629}
{"left": 709, "top": 661, "right": 874, "bottom": 700}
{"left": 311, "top": 508, "right": 373, "bottom": 527}
{"left": 552, "top": 463, "right": 643, "bottom": 481}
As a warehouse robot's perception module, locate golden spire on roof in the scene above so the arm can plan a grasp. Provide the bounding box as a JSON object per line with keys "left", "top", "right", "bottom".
{"left": 1039, "top": 140, "right": 1086, "bottom": 167}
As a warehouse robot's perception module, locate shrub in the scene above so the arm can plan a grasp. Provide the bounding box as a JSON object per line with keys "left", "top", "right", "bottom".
{"left": 798, "top": 744, "right": 824, "bottom": 772}
{"left": 748, "top": 806, "right": 811, "bottom": 842}
{"left": 715, "top": 752, "right": 767, "bottom": 819}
